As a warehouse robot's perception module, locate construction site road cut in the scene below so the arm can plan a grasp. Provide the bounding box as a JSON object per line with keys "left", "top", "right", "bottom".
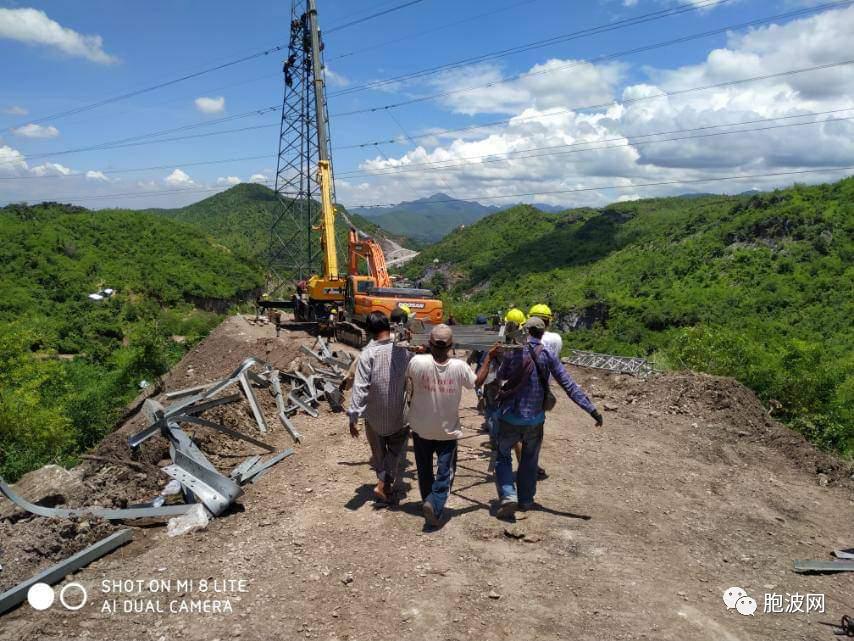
{"left": 1, "top": 315, "right": 851, "bottom": 641}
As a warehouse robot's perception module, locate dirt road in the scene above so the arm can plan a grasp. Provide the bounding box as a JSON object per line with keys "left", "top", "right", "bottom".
{"left": 1, "top": 315, "right": 852, "bottom": 640}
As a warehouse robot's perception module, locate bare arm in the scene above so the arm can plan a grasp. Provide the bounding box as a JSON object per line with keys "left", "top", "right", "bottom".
{"left": 475, "top": 343, "right": 502, "bottom": 388}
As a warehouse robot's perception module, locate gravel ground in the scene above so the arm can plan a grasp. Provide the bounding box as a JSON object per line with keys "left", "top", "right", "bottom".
{"left": 1, "top": 314, "right": 851, "bottom": 641}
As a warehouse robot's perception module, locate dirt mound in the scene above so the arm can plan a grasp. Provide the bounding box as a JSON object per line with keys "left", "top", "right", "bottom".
{"left": 568, "top": 366, "right": 854, "bottom": 487}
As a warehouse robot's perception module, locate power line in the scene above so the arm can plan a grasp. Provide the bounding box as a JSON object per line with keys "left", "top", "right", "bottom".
{"left": 327, "top": 0, "right": 539, "bottom": 61}
{"left": 6, "top": 108, "right": 850, "bottom": 182}
{"left": 6, "top": 5, "right": 848, "bottom": 169}
{"left": 0, "top": 153, "right": 277, "bottom": 181}
{"left": 336, "top": 111, "right": 854, "bottom": 178}
{"left": 4, "top": 101, "right": 852, "bottom": 181}
{"left": 331, "top": 58, "right": 854, "bottom": 139}
{"left": 329, "top": 0, "right": 732, "bottom": 97}
{"left": 7, "top": 167, "right": 852, "bottom": 208}
{"left": 1, "top": 47, "right": 288, "bottom": 135}
{"left": 19, "top": 107, "right": 279, "bottom": 163}
{"left": 325, "top": 0, "right": 427, "bottom": 34}
{"left": 6, "top": 58, "right": 851, "bottom": 170}
{"left": 1, "top": 122, "right": 278, "bottom": 167}
{"left": 1, "top": 1, "right": 428, "bottom": 137}
{"left": 331, "top": 1, "right": 854, "bottom": 117}
{"left": 346, "top": 166, "right": 854, "bottom": 209}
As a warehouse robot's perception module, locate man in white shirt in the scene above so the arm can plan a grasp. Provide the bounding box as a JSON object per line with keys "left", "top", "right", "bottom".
{"left": 528, "top": 304, "right": 562, "bottom": 358}
{"left": 406, "top": 324, "right": 492, "bottom": 527}
{"left": 527, "top": 304, "right": 563, "bottom": 480}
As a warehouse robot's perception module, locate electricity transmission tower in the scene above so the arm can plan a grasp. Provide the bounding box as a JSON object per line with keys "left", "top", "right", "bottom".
{"left": 267, "top": 0, "right": 336, "bottom": 296}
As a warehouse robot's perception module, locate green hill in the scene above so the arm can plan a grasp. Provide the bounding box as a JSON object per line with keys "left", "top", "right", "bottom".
{"left": 145, "top": 182, "right": 411, "bottom": 261}
{"left": 405, "top": 178, "right": 854, "bottom": 455}
{"left": 0, "top": 202, "right": 264, "bottom": 480}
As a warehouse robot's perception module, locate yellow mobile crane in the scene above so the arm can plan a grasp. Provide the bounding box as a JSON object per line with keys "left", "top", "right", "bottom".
{"left": 290, "top": 159, "right": 345, "bottom": 325}
{"left": 266, "top": 0, "right": 442, "bottom": 338}
{"left": 279, "top": 0, "right": 345, "bottom": 329}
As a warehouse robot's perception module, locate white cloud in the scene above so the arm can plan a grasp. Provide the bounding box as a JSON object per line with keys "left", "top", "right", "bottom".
{"left": 429, "top": 58, "right": 625, "bottom": 115}
{"left": 325, "top": 67, "right": 350, "bottom": 88}
{"left": 4, "top": 105, "right": 27, "bottom": 115}
{"left": 30, "top": 162, "right": 71, "bottom": 176}
{"left": 0, "top": 8, "right": 117, "bottom": 64}
{"left": 621, "top": 0, "right": 726, "bottom": 7}
{"left": 86, "top": 170, "right": 108, "bottom": 181}
{"left": 0, "top": 144, "right": 29, "bottom": 177}
{"left": 249, "top": 174, "right": 267, "bottom": 183}
{"left": 216, "top": 176, "right": 241, "bottom": 186}
{"left": 164, "top": 168, "right": 197, "bottom": 187}
{"left": 338, "top": 5, "right": 854, "bottom": 209}
{"left": 13, "top": 123, "right": 59, "bottom": 138}
{"left": 194, "top": 96, "right": 226, "bottom": 114}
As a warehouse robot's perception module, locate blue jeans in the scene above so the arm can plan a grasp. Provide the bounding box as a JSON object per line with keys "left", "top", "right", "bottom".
{"left": 412, "top": 432, "right": 458, "bottom": 517}
{"left": 486, "top": 406, "right": 500, "bottom": 444}
{"left": 495, "top": 420, "right": 544, "bottom": 504}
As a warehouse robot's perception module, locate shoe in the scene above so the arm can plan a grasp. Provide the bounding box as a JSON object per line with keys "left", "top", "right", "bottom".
{"left": 519, "top": 501, "right": 536, "bottom": 511}
{"left": 422, "top": 500, "right": 440, "bottom": 527}
{"left": 373, "top": 481, "right": 389, "bottom": 503}
{"left": 537, "top": 467, "right": 548, "bottom": 480}
{"left": 496, "top": 498, "right": 518, "bottom": 519}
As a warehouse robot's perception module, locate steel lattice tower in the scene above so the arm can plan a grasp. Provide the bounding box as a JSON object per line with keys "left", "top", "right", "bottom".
{"left": 267, "top": 0, "right": 336, "bottom": 295}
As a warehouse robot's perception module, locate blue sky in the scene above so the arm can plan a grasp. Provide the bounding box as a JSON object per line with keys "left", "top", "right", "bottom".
{"left": 1, "top": 0, "right": 853, "bottom": 209}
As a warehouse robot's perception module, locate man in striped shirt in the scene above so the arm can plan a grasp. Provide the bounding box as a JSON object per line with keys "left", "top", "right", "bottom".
{"left": 347, "top": 312, "right": 414, "bottom": 503}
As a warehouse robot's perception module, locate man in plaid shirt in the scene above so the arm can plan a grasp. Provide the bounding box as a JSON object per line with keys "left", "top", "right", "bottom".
{"left": 479, "top": 316, "right": 603, "bottom": 519}
{"left": 347, "top": 312, "right": 414, "bottom": 503}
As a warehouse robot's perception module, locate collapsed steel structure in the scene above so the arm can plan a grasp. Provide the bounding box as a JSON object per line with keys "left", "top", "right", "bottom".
{"left": 563, "top": 350, "right": 656, "bottom": 377}
{"left": 0, "top": 338, "right": 352, "bottom": 616}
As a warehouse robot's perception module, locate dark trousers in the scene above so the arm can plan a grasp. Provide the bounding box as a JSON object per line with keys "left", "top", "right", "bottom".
{"left": 365, "top": 423, "right": 410, "bottom": 487}
{"left": 412, "top": 432, "right": 458, "bottom": 516}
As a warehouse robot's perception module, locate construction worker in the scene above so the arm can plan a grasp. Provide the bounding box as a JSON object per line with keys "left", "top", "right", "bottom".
{"left": 504, "top": 307, "right": 526, "bottom": 326}
{"left": 347, "top": 312, "right": 414, "bottom": 504}
{"left": 390, "top": 305, "right": 411, "bottom": 344}
{"left": 482, "top": 316, "right": 603, "bottom": 519}
{"left": 528, "top": 304, "right": 562, "bottom": 358}
{"left": 406, "top": 324, "right": 494, "bottom": 527}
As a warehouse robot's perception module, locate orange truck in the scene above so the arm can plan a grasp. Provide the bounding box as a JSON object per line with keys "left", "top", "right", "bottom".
{"left": 335, "top": 228, "right": 443, "bottom": 346}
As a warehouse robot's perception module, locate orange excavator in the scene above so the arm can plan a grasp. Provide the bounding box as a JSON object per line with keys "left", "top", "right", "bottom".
{"left": 334, "top": 228, "right": 443, "bottom": 347}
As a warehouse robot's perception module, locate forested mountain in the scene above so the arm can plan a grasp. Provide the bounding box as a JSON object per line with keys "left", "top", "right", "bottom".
{"left": 352, "top": 192, "right": 567, "bottom": 244}
{"left": 0, "top": 202, "right": 263, "bottom": 480}
{"left": 405, "top": 177, "right": 854, "bottom": 455}
{"left": 145, "top": 182, "right": 410, "bottom": 259}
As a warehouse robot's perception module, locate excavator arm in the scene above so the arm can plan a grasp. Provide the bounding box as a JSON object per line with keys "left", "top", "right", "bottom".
{"left": 348, "top": 228, "right": 390, "bottom": 288}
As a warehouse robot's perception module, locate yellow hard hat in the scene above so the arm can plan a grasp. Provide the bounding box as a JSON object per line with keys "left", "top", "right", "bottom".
{"left": 528, "top": 303, "right": 553, "bottom": 319}
{"left": 398, "top": 303, "right": 412, "bottom": 317}
{"left": 504, "top": 308, "right": 526, "bottom": 325}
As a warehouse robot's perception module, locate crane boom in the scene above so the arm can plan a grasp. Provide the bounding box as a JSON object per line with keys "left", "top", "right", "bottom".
{"left": 317, "top": 160, "right": 338, "bottom": 280}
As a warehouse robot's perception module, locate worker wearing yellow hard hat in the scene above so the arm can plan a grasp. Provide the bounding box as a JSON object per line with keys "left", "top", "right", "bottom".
{"left": 527, "top": 303, "right": 552, "bottom": 320}
{"left": 504, "top": 308, "right": 526, "bottom": 325}
{"left": 529, "top": 303, "right": 562, "bottom": 359}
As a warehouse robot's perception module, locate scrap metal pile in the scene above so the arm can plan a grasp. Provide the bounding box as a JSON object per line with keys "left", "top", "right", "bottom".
{"left": 563, "top": 350, "right": 656, "bottom": 377}
{"left": 0, "top": 339, "right": 352, "bottom": 615}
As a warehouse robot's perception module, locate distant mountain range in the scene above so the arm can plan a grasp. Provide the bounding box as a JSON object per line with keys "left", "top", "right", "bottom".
{"left": 350, "top": 193, "right": 564, "bottom": 244}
